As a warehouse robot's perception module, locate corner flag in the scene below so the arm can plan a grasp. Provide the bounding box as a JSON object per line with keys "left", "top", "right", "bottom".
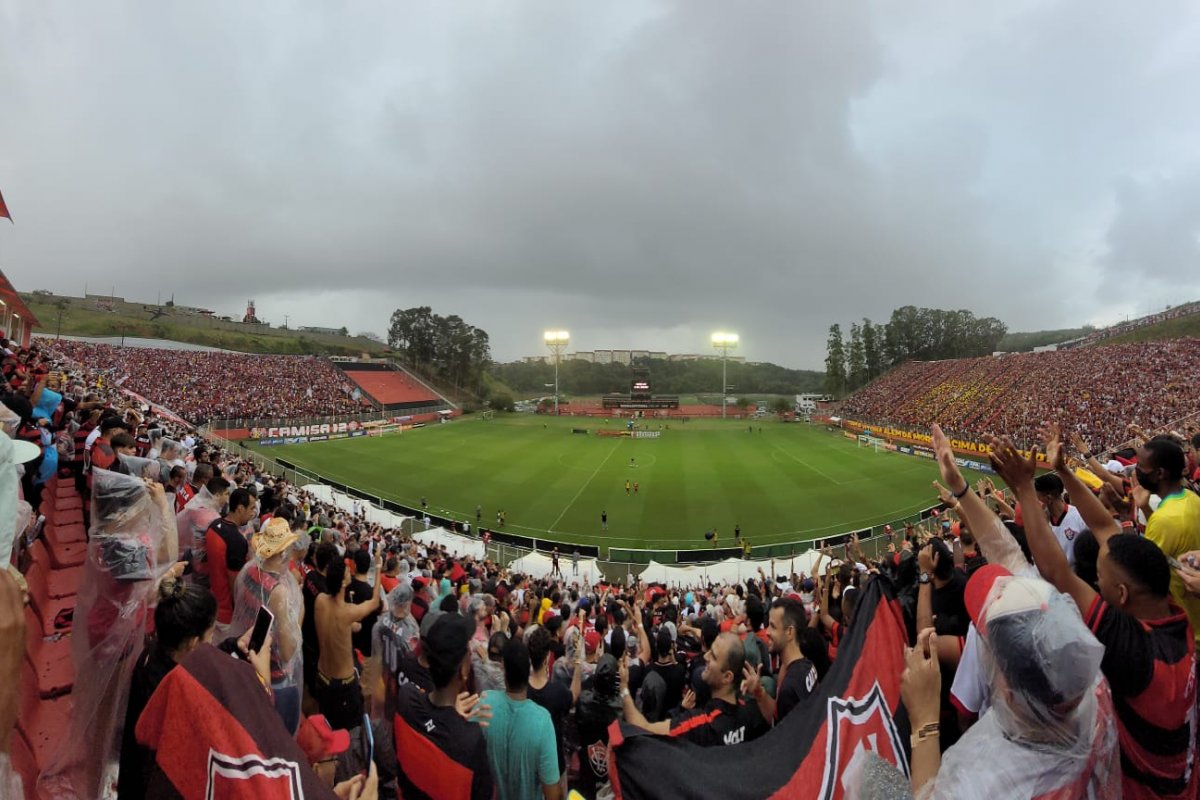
{"left": 0, "top": 187, "right": 10, "bottom": 222}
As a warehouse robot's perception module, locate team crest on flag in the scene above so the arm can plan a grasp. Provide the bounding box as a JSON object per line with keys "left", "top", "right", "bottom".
{"left": 818, "top": 682, "right": 909, "bottom": 799}
{"left": 206, "top": 751, "right": 306, "bottom": 799}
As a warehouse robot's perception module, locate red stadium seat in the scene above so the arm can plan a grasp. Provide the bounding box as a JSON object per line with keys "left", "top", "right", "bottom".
{"left": 45, "top": 522, "right": 87, "bottom": 548}
{"left": 40, "top": 504, "right": 83, "bottom": 529}
{"left": 53, "top": 495, "right": 82, "bottom": 513}
{"left": 23, "top": 605, "right": 74, "bottom": 699}
{"left": 41, "top": 534, "right": 85, "bottom": 570}
{"left": 17, "top": 661, "right": 72, "bottom": 771}
{"left": 25, "top": 562, "right": 75, "bottom": 637}
{"left": 27, "top": 540, "right": 82, "bottom": 599}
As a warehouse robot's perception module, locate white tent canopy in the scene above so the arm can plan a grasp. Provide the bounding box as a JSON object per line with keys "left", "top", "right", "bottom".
{"left": 508, "top": 551, "right": 606, "bottom": 584}
{"left": 636, "top": 551, "right": 826, "bottom": 589}
{"left": 412, "top": 527, "right": 485, "bottom": 560}
{"left": 298, "top": 483, "right": 413, "bottom": 529}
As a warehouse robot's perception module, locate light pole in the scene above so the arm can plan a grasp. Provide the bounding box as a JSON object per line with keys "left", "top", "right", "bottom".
{"left": 711, "top": 332, "right": 738, "bottom": 419}
{"left": 544, "top": 330, "right": 570, "bottom": 415}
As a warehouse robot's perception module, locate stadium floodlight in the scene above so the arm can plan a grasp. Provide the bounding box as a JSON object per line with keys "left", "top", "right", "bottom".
{"left": 544, "top": 330, "right": 570, "bottom": 416}
{"left": 711, "top": 332, "right": 739, "bottom": 420}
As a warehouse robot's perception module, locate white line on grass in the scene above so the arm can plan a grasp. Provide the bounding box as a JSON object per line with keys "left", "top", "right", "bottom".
{"left": 771, "top": 445, "right": 841, "bottom": 484}
{"left": 546, "top": 440, "right": 623, "bottom": 533}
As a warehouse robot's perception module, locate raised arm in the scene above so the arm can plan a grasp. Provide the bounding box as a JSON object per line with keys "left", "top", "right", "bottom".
{"left": 1052, "top": 426, "right": 1121, "bottom": 546}
{"left": 1069, "top": 431, "right": 1124, "bottom": 491}
{"left": 345, "top": 550, "right": 384, "bottom": 623}
{"left": 988, "top": 433, "right": 1095, "bottom": 615}
{"left": 930, "top": 425, "right": 1026, "bottom": 574}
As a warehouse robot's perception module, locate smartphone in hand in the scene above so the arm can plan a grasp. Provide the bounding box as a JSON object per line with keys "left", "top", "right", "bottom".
{"left": 249, "top": 605, "right": 275, "bottom": 655}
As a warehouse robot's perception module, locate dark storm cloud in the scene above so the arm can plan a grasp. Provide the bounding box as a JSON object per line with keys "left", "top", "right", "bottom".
{"left": 2, "top": 1, "right": 1199, "bottom": 367}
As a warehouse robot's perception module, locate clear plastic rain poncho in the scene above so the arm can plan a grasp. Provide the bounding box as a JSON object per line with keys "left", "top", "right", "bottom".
{"left": 176, "top": 485, "right": 223, "bottom": 589}
{"left": 228, "top": 552, "right": 305, "bottom": 696}
{"left": 917, "top": 576, "right": 1120, "bottom": 800}
{"left": 37, "top": 467, "right": 178, "bottom": 799}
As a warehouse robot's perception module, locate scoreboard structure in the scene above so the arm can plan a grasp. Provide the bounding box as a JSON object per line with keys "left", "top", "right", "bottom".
{"left": 603, "top": 367, "right": 679, "bottom": 409}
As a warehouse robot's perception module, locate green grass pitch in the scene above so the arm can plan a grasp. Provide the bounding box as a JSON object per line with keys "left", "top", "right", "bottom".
{"left": 250, "top": 416, "right": 961, "bottom": 552}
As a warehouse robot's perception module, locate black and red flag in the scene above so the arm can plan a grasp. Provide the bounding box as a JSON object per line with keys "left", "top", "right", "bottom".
{"left": 0, "top": 186, "right": 11, "bottom": 222}
{"left": 609, "top": 577, "right": 911, "bottom": 800}
{"left": 136, "top": 644, "right": 337, "bottom": 799}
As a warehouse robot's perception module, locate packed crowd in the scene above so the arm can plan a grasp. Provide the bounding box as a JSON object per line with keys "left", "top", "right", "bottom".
{"left": 840, "top": 338, "right": 1200, "bottom": 451}
{"left": 45, "top": 340, "right": 367, "bottom": 423}
{"left": 3, "top": 335, "right": 1200, "bottom": 799}
{"left": 1058, "top": 301, "right": 1200, "bottom": 350}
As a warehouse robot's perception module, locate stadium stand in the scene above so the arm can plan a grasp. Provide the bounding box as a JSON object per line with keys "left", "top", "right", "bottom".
{"left": 4, "top": 330, "right": 1200, "bottom": 799}
{"left": 44, "top": 341, "right": 367, "bottom": 423}
{"left": 839, "top": 338, "right": 1200, "bottom": 450}
{"left": 339, "top": 364, "right": 443, "bottom": 409}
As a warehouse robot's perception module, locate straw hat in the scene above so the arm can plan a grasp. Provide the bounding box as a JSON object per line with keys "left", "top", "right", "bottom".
{"left": 254, "top": 517, "right": 300, "bottom": 560}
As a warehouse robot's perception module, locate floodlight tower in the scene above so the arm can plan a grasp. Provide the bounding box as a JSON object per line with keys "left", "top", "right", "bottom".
{"left": 711, "top": 332, "right": 739, "bottom": 419}
{"left": 544, "top": 330, "right": 570, "bottom": 415}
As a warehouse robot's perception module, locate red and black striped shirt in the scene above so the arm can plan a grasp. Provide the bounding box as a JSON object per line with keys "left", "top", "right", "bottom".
{"left": 1086, "top": 596, "right": 1198, "bottom": 799}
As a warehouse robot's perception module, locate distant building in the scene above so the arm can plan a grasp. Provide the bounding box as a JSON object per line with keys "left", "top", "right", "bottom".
{"left": 594, "top": 350, "right": 613, "bottom": 364}
{"left": 243, "top": 300, "right": 262, "bottom": 325}
{"left": 0, "top": 271, "right": 40, "bottom": 347}
{"left": 300, "top": 326, "right": 343, "bottom": 336}
{"left": 612, "top": 350, "right": 632, "bottom": 365}
{"left": 569, "top": 352, "right": 594, "bottom": 363}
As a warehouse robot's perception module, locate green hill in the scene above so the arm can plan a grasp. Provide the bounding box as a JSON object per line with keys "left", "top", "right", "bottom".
{"left": 997, "top": 326, "right": 1094, "bottom": 352}
{"left": 24, "top": 292, "right": 390, "bottom": 356}
{"left": 1102, "top": 313, "right": 1200, "bottom": 346}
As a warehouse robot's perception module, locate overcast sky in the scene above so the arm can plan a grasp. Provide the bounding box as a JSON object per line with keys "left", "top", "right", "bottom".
{"left": 2, "top": 2, "right": 1199, "bottom": 370}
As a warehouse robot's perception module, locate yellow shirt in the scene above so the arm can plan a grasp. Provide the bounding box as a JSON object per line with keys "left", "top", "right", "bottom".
{"left": 1145, "top": 489, "right": 1200, "bottom": 644}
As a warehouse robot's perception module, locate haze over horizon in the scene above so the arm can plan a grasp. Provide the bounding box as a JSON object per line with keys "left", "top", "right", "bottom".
{"left": 3, "top": 2, "right": 1200, "bottom": 371}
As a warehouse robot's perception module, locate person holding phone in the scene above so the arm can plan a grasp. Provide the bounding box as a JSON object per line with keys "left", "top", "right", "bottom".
{"left": 231, "top": 517, "right": 305, "bottom": 734}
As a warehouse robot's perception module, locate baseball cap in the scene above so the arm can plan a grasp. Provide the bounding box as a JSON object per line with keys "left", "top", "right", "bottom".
{"left": 296, "top": 715, "right": 350, "bottom": 762}
{"left": 964, "top": 564, "right": 1016, "bottom": 628}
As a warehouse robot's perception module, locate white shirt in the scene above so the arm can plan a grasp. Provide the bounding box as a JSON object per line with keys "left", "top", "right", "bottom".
{"left": 84, "top": 427, "right": 102, "bottom": 452}
{"left": 950, "top": 624, "right": 989, "bottom": 717}
{"left": 1051, "top": 504, "right": 1087, "bottom": 566}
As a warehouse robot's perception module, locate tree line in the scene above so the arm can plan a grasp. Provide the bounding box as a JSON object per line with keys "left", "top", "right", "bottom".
{"left": 825, "top": 306, "right": 1008, "bottom": 396}
{"left": 387, "top": 306, "right": 492, "bottom": 395}
{"left": 490, "top": 357, "right": 824, "bottom": 398}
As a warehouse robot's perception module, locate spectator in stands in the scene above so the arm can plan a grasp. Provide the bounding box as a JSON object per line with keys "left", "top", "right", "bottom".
{"left": 1137, "top": 437, "right": 1200, "bottom": 647}
{"left": 528, "top": 624, "right": 580, "bottom": 792}
{"left": 230, "top": 518, "right": 305, "bottom": 734}
{"left": 314, "top": 548, "right": 381, "bottom": 731}
{"left": 621, "top": 632, "right": 768, "bottom": 747}
{"left": 118, "top": 576, "right": 217, "bottom": 800}
{"left": 392, "top": 613, "right": 493, "bottom": 800}
{"left": 745, "top": 597, "right": 818, "bottom": 724}
{"left": 347, "top": 549, "right": 381, "bottom": 660}
{"left": 302, "top": 541, "right": 337, "bottom": 696}
{"left": 479, "top": 636, "right": 562, "bottom": 800}
{"left": 900, "top": 424, "right": 1122, "bottom": 797}
{"left": 990, "top": 426, "right": 1198, "bottom": 798}
{"left": 372, "top": 580, "right": 419, "bottom": 720}
{"left": 204, "top": 487, "right": 255, "bottom": 635}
